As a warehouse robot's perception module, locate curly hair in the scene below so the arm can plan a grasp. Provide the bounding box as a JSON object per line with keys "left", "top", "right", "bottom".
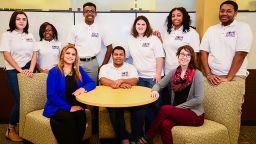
{"left": 166, "top": 7, "right": 191, "bottom": 34}
{"left": 39, "top": 22, "right": 58, "bottom": 41}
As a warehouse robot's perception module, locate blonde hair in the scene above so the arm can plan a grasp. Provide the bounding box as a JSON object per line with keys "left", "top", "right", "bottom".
{"left": 57, "top": 44, "right": 82, "bottom": 82}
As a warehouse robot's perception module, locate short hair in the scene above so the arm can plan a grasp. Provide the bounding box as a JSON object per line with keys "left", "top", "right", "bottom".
{"left": 166, "top": 7, "right": 191, "bottom": 34}
{"left": 112, "top": 46, "right": 126, "bottom": 55}
{"left": 176, "top": 45, "right": 198, "bottom": 69}
{"left": 131, "top": 15, "right": 153, "bottom": 38}
{"left": 39, "top": 22, "right": 58, "bottom": 41}
{"left": 8, "top": 10, "right": 29, "bottom": 34}
{"left": 220, "top": 1, "right": 238, "bottom": 12}
{"left": 83, "top": 2, "right": 97, "bottom": 10}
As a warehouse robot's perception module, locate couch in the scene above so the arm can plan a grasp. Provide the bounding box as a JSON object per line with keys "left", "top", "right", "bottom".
{"left": 18, "top": 73, "right": 92, "bottom": 144}
{"left": 99, "top": 79, "right": 245, "bottom": 144}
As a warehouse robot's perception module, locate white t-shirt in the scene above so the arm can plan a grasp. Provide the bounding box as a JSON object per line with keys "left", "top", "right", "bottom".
{"left": 200, "top": 20, "right": 253, "bottom": 76}
{"left": 67, "top": 22, "right": 112, "bottom": 58}
{"left": 36, "top": 40, "right": 61, "bottom": 70}
{"left": 0, "top": 31, "right": 37, "bottom": 70}
{"left": 127, "top": 35, "right": 165, "bottom": 78}
{"left": 99, "top": 62, "right": 138, "bottom": 80}
{"left": 162, "top": 26, "right": 200, "bottom": 73}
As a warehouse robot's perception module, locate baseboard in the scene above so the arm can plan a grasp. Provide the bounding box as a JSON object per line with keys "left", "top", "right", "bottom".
{"left": 241, "top": 120, "right": 256, "bottom": 126}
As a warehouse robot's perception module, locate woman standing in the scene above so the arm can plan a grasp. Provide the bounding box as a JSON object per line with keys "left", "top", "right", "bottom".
{"left": 36, "top": 22, "right": 61, "bottom": 73}
{"left": 155, "top": 7, "right": 200, "bottom": 74}
{"left": 43, "top": 44, "right": 96, "bottom": 144}
{"left": 0, "top": 10, "right": 37, "bottom": 142}
{"left": 127, "top": 15, "right": 165, "bottom": 131}
{"left": 138, "top": 45, "right": 204, "bottom": 144}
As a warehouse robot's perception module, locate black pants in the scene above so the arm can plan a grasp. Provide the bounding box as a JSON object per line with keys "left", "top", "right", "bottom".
{"left": 50, "top": 109, "right": 86, "bottom": 144}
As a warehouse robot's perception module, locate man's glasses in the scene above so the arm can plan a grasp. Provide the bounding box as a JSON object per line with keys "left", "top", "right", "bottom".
{"left": 84, "top": 10, "right": 96, "bottom": 14}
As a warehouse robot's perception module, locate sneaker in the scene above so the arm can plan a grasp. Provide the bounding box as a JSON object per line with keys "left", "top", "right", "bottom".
{"left": 5, "top": 128, "right": 23, "bottom": 142}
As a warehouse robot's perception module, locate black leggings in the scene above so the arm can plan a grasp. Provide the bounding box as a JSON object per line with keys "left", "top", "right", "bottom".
{"left": 50, "top": 109, "right": 86, "bottom": 144}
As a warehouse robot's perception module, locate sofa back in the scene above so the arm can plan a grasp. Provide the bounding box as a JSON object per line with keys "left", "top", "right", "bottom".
{"left": 203, "top": 79, "right": 245, "bottom": 144}
{"left": 18, "top": 73, "right": 47, "bottom": 136}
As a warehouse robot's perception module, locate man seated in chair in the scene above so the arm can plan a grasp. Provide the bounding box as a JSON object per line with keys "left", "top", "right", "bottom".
{"left": 99, "top": 46, "right": 145, "bottom": 144}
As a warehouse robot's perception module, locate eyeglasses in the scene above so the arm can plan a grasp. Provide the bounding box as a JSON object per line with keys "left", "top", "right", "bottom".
{"left": 84, "top": 10, "right": 96, "bottom": 14}
{"left": 179, "top": 52, "right": 191, "bottom": 58}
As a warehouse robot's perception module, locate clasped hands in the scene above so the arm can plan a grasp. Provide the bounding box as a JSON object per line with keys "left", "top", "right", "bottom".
{"left": 20, "top": 69, "right": 34, "bottom": 78}
{"left": 110, "top": 79, "right": 132, "bottom": 89}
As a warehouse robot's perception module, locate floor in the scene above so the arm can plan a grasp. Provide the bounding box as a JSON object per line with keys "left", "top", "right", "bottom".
{"left": 0, "top": 124, "right": 255, "bottom": 144}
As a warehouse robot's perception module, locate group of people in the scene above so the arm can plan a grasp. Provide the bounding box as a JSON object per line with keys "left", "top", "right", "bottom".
{"left": 0, "top": 1, "right": 253, "bottom": 144}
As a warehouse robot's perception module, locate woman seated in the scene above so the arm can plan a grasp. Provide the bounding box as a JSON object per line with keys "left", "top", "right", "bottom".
{"left": 139, "top": 45, "right": 204, "bottom": 144}
{"left": 43, "top": 44, "right": 96, "bottom": 144}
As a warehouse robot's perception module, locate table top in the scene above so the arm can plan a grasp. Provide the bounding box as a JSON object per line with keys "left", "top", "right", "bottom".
{"left": 76, "top": 86, "right": 157, "bottom": 107}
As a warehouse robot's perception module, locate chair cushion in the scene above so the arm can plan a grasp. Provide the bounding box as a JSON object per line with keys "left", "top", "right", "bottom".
{"left": 22, "top": 109, "right": 91, "bottom": 144}
{"left": 99, "top": 107, "right": 131, "bottom": 138}
{"left": 153, "top": 119, "right": 230, "bottom": 144}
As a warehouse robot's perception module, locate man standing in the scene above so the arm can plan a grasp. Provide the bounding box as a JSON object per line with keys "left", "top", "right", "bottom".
{"left": 68, "top": 2, "right": 113, "bottom": 83}
{"left": 99, "top": 46, "right": 145, "bottom": 144}
{"left": 200, "top": 0, "right": 253, "bottom": 85}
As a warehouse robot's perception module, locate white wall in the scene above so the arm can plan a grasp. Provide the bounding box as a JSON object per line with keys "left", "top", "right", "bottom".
{"left": 0, "top": 11, "right": 255, "bottom": 69}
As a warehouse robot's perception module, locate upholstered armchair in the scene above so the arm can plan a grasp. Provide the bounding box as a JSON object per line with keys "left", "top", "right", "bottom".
{"left": 99, "top": 79, "right": 245, "bottom": 144}
{"left": 155, "top": 79, "right": 245, "bottom": 144}
{"left": 18, "top": 73, "right": 92, "bottom": 144}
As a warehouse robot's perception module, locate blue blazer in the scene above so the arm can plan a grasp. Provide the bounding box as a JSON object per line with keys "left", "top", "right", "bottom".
{"left": 43, "top": 66, "right": 96, "bottom": 118}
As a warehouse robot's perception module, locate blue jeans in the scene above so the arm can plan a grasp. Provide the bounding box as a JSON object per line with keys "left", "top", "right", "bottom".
{"left": 137, "top": 77, "right": 163, "bottom": 131}
{"left": 6, "top": 62, "right": 31, "bottom": 127}
{"left": 108, "top": 106, "right": 145, "bottom": 142}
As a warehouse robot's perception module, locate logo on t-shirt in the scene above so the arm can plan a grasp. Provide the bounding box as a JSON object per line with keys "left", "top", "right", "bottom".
{"left": 226, "top": 31, "right": 236, "bottom": 37}
{"left": 91, "top": 32, "right": 99, "bottom": 38}
{"left": 52, "top": 45, "right": 59, "bottom": 49}
{"left": 142, "top": 43, "right": 150, "bottom": 47}
{"left": 175, "top": 36, "right": 183, "bottom": 41}
{"left": 121, "top": 71, "right": 128, "bottom": 77}
{"left": 25, "top": 38, "right": 33, "bottom": 42}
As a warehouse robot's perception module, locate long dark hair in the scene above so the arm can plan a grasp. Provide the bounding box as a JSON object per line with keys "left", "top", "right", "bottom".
{"left": 39, "top": 22, "right": 58, "bottom": 41}
{"left": 131, "top": 15, "right": 153, "bottom": 38}
{"left": 8, "top": 10, "right": 29, "bottom": 34}
{"left": 166, "top": 7, "right": 191, "bottom": 34}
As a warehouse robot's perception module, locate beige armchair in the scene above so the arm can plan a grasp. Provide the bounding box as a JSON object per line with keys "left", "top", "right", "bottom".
{"left": 18, "top": 73, "right": 92, "bottom": 144}
{"left": 99, "top": 79, "right": 245, "bottom": 144}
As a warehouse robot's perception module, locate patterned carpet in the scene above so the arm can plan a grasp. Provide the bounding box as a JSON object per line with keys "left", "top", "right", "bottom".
{"left": 0, "top": 124, "right": 255, "bottom": 144}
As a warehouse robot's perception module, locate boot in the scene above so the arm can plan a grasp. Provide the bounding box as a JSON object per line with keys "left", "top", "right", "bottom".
{"left": 5, "top": 128, "right": 23, "bottom": 142}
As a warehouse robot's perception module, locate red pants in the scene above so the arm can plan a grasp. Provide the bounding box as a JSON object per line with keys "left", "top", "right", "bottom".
{"left": 146, "top": 105, "right": 204, "bottom": 144}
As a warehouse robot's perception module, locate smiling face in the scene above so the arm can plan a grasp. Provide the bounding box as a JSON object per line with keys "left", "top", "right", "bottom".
{"left": 135, "top": 19, "right": 147, "bottom": 36}
{"left": 219, "top": 4, "right": 237, "bottom": 26}
{"left": 83, "top": 6, "right": 96, "bottom": 25}
{"left": 177, "top": 49, "right": 191, "bottom": 67}
{"left": 63, "top": 48, "right": 76, "bottom": 65}
{"left": 112, "top": 49, "right": 125, "bottom": 68}
{"left": 15, "top": 14, "right": 27, "bottom": 31}
{"left": 43, "top": 25, "right": 54, "bottom": 41}
{"left": 171, "top": 9, "right": 183, "bottom": 28}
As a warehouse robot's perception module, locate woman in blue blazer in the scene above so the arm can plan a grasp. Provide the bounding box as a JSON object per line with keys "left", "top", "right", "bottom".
{"left": 43, "top": 44, "right": 96, "bottom": 144}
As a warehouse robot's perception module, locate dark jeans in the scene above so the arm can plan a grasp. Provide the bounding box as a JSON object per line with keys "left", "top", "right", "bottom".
{"left": 6, "top": 61, "right": 31, "bottom": 126}
{"left": 146, "top": 105, "right": 204, "bottom": 144}
{"left": 50, "top": 109, "right": 86, "bottom": 144}
{"left": 137, "top": 77, "right": 162, "bottom": 131}
{"left": 108, "top": 106, "right": 145, "bottom": 142}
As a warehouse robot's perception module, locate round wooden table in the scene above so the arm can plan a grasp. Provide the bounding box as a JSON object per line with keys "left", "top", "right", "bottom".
{"left": 76, "top": 86, "right": 157, "bottom": 107}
